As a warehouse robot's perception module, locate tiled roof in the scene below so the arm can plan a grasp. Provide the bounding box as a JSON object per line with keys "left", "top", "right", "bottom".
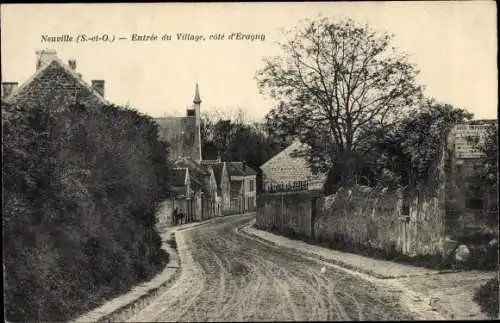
{"left": 175, "top": 157, "right": 210, "bottom": 177}
{"left": 226, "top": 162, "right": 258, "bottom": 176}
{"left": 209, "top": 163, "right": 224, "bottom": 187}
{"left": 155, "top": 116, "right": 200, "bottom": 162}
{"left": 4, "top": 56, "right": 108, "bottom": 108}
{"left": 170, "top": 168, "right": 187, "bottom": 187}
{"left": 200, "top": 159, "right": 221, "bottom": 166}
{"left": 260, "top": 139, "right": 326, "bottom": 184}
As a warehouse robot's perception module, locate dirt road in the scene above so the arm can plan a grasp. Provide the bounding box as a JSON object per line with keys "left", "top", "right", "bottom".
{"left": 128, "top": 214, "right": 416, "bottom": 322}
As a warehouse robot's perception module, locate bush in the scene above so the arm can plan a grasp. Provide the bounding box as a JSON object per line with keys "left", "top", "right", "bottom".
{"left": 3, "top": 100, "right": 171, "bottom": 321}
{"left": 474, "top": 278, "right": 499, "bottom": 318}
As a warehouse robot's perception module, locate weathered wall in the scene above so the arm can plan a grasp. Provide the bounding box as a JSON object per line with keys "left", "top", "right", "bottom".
{"left": 444, "top": 127, "right": 498, "bottom": 242}
{"left": 256, "top": 191, "right": 313, "bottom": 237}
{"left": 407, "top": 185, "right": 446, "bottom": 256}
{"left": 256, "top": 183, "right": 448, "bottom": 257}
{"left": 315, "top": 184, "right": 445, "bottom": 257}
{"left": 314, "top": 186, "right": 403, "bottom": 253}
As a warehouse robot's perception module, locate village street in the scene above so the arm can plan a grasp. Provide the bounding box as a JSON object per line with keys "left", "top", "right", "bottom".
{"left": 127, "top": 214, "right": 422, "bottom": 322}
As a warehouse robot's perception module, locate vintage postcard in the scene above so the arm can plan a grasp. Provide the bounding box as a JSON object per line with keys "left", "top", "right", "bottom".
{"left": 1, "top": 2, "right": 498, "bottom": 322}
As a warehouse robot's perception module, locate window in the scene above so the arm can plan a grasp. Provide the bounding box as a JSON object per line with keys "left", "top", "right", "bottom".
{"left": 249, "top": 179, "right": 255, "bottom": 192}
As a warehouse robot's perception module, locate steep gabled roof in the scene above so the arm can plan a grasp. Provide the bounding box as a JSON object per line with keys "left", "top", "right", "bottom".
{"left": 260, "top": 139, "right": 326, "bottom": 184}
{"left": 170, "top": 168, "right": 188, "bottom": 187}
{"left": 209, "top": 163, "right": 224, "bottom": 187}
{"left": 226, "top": 161, "right": 258, "bottom": 176}
{"left": 260, "top": 139, "right": 309, "bottom": 170}
{"left": 175, "top": 157, "right": 210, "bottom": 177}
{"left": 174, "top": 157, "right": 206, "bottom": 190}
{"left": 155, "top": 116, "right": 199, "bottom": 162}
{"left": 4, "top": 56, "right": 108, "bottom": 107}
{"left": 200, "top": 159, "right": 220, "bottom": 166}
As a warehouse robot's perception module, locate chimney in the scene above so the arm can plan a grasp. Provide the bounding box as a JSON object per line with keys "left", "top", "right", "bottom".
{"left": 68, "top": 59, "right": 77, "bottom": 70}
{"left": 1, "top": 82, "right": 19, "bottom": 99}
{"left": 35, "top": 49, "right": 57, "bottom": 70}
{"left": 216, "top": 154, "right": 221, "bottom": 163}
{"left": 91, "top": 80, "right": 105, "bottom": 97}
{"left": 242, "top": 161, "right": 246, "bottom": 172}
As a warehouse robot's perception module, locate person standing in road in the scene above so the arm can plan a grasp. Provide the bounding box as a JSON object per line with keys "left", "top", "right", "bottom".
{"left": 173, "top": 207, "right": 178, "bottom": 226}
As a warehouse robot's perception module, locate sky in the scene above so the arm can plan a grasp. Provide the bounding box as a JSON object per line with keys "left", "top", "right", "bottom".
{"left": 1, "top": 2, "right": 497, "bottom": 122}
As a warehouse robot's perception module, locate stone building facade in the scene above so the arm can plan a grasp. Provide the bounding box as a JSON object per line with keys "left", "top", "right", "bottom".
{"left": 2, "top": 49, "right": 107, "bottom": 108}
{"left": 260, "top": 139, "right": 327, "bottom": 189}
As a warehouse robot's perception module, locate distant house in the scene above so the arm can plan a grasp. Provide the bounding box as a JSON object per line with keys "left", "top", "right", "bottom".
{"left": 155, "top": 85, "right": 222, "bottom": 223}
{"left": 166, "top": 167, "right": 203, "bottom": 224}
{"left": 174, "top": 157, "right": 219, "bottom": 221}
{"left": 2, "top": 49, "right": 108, "bottom": 108}
{"left": 260, "top": 139, "right": 327, "bottom": 191}
{"left": 201, "top": 159, "right": 257, "bottom": 215}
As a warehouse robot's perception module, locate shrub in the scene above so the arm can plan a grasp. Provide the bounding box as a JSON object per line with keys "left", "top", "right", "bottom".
{"left": 474, "top": 277, "right": 499, "bottom": 318}
{"left": 3, "top": 100, "right": 171, "bottom": 321}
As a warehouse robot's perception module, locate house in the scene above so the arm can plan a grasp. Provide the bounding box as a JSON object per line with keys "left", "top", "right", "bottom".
{"left": 2, "top": 49, "right": 108, "bottom": 108}
{"left": 174, "top": 157, "right": 219, "bottom": 221}
{"left": 446, "top": 119, "right": 498, "bottom": 223}
{"left": 165, "top": 167, "right": 204, "bottom": 224}
{"left": 260, "top": 139, "right": 327, "bottom": 191}
{"left": 154, "top": 84, "right": 258, "bottom": 221}
{"left": 201, "top": 159, "right": 258, "bottom": 215}
{"left": 155, "top": 84, "right": 221, "bottom": 223}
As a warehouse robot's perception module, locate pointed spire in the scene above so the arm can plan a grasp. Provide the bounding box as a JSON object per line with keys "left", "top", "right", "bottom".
{"left": 193, "top": 82, "right": 201, "bottom": 104}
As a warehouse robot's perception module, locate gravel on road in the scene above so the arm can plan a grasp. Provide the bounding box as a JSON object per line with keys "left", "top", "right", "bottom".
{"left": 128, "top": 214, "right": 417, "bottom": 322}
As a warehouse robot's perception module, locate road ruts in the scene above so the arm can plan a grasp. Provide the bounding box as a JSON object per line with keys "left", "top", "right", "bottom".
{"left": 128, "top": 214, "right": 415, "bottom": 322}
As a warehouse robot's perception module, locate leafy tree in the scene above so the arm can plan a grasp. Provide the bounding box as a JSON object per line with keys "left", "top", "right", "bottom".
{"left": 365, "top": 102, "right": 473, "bottom": 189}
{"left": 256, "top": 17, "right": 424, "bottom": 182}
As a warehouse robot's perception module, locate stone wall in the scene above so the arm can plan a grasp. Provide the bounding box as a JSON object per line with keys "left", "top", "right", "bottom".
{"left": 407, "top": 185, "right": 446, "bottom": 256}
{"left": 314, "top": 184, "right": 447, "bottom": 257}
{"left": 256, "top": 191, "right": 314, "bottom": 237}
{"left": 314, "top": 186, "right": 404, "bottom": 253}
{"left": 256, "top": 183, "right": 447, "bottom": 258}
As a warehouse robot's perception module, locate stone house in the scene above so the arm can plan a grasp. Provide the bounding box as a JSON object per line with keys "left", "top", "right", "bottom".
{"left": 2, "top": 49, "right": 108, "bottom": 108}
{"left": 260, "top": 139, "right": 327, "bottom": 190}
{"left": 445, "top": 119, "right": 498, "bottom": 235}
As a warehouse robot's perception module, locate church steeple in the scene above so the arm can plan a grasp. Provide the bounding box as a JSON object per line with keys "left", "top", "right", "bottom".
{"left": 193, "top": 82, "right": 201, "bottom": 104}
{"left": 192, "top": 82, "right": 202, "bottom": 162}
